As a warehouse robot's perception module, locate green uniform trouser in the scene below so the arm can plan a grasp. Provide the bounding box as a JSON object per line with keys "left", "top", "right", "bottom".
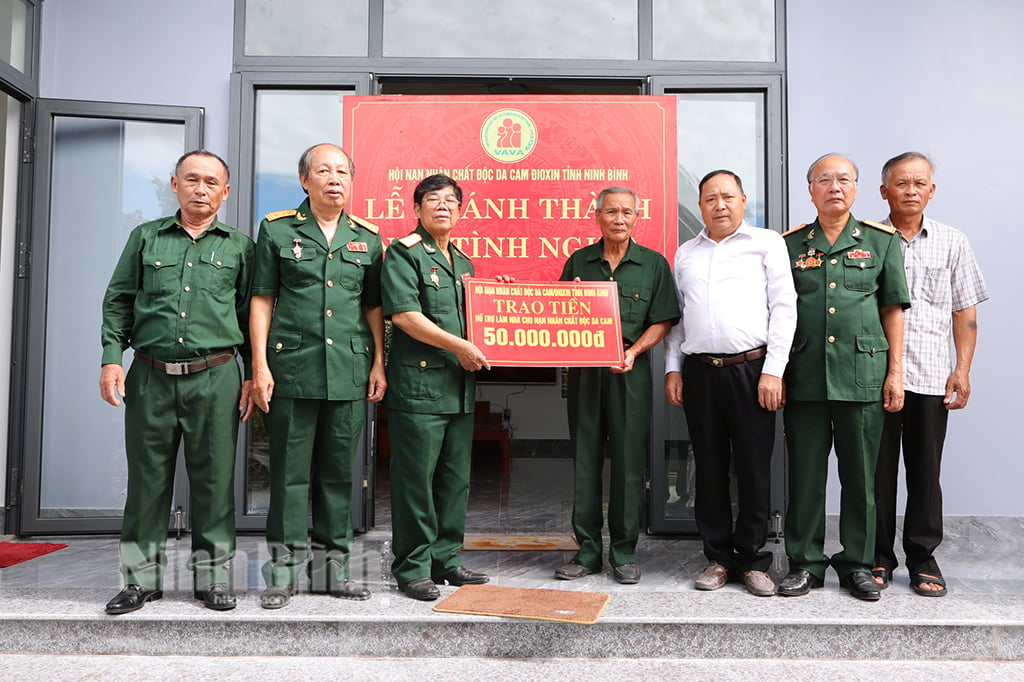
{"left": 262, "top": 397, "right": 364, "bottom": 588}
{"left": 120, "top": 359, "right": 240, "bottom": 591}
{"left": 783, "top": 399, "right": 884, "bottom": 580}
{"left": 388, "top": 409, "right": 473, "bottom": 585}
{"left": 566, "top": 354, "right": 652, "bottom": 570}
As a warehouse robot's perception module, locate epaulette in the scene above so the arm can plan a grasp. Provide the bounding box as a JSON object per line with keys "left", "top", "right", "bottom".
{"left": 264, "top": 209, "right": 297, "bottom": 222}
{"left": 781, "top": 223, "right": 808, "bottom": 237}
{"left": 862, "top": 219, "right": 896, "bottom": 234}
{"left": 397, "top": 233, "right": 423, "bottom": 248}
{"left": 349, "top": 214, "right": 380, "bottom": 234}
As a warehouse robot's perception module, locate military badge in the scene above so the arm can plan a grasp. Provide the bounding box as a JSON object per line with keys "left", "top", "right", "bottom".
{"left": 291, "top": 239, "right": 303, "bottom": 259}
{"left": 430, "top": 267, "right": 440, "bottom": 288}
{"left": 423, "top": 243, "right": 436, "bottom": 254}
{"left": 795, "top": 248, "right": 824, "bottom": 270}
{"left": 847, "top": 249, "right": 871, "bottom": 259}
{"left": 347, "top": 242, "right": 368, "bottom": 252}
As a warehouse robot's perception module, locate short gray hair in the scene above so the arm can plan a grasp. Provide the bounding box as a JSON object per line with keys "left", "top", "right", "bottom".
{"left": 298, "top": 143, "right": 355, "bottom": 180}
{"left": 595, "top": 186, "right": 638, "bottom": 211}
{"left": 881, "top": 151, "right": 934, "bottom": 184}
{"left": 806, "top": 153, "right": 859, "bottom": 183}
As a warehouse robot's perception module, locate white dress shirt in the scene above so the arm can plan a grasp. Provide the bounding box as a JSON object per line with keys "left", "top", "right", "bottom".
{"left": 664, "top": 221, "right": 797, "bottom": 378}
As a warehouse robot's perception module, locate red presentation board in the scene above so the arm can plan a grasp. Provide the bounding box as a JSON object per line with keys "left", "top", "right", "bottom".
{"left": 343, "top": 95, "right": 677, "bottom": 281}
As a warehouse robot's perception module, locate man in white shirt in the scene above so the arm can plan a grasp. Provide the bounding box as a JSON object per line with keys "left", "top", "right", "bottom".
{"left": 664, "top": 170, "right": 797, "bottom": 596}
{"left": 872, "top": 152, "right": 989, "bottom": 597}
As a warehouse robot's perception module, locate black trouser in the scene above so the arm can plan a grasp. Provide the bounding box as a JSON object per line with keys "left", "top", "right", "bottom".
{"left": 682, "top": 354, "right": 774, "bottom": 572}
{"left": 874, "top": 391, "right": 948, "bottom": 577}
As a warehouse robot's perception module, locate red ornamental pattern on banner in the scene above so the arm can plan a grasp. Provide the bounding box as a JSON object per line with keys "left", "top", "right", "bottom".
{"left": 343, "top": 95, "right": 678, "bottom": 281}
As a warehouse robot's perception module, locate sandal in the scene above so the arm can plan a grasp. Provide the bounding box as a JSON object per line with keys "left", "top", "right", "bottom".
{"left": 871, "top": 566, "right": 891, "bottom": 590}
{"left": 911, "top": 572, "right": 947, "bottom": 597}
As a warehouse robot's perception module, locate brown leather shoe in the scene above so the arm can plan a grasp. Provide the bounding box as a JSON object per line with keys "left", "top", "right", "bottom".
{"left": 742, "top": 570, "right": 776, "bottom": 597}
{"left": 694, "top": 561, "right": 729, "bottom": 591}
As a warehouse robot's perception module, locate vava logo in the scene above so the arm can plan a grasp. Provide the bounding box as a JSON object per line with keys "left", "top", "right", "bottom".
{"left": 480, "top": 109, "right": 538, "bottom": 163}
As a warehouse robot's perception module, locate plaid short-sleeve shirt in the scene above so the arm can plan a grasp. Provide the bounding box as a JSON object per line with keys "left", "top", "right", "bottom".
{"left": 885, "top": 215, "right": 989, "bottom": 395}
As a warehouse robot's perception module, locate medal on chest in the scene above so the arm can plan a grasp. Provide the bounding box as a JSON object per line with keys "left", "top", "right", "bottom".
{"left": 795, "top": 245, "right": 824, "bottom": 270}
{"left": 291, "top": 238, "right": 303, "bottom": 259}
{"left": 430, "top": 266, "right": 440, "bottom": 288}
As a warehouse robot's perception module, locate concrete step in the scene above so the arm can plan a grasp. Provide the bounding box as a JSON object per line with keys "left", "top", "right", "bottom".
{"left": 2, "top": 583, "right": 1023, "bottom": 661}
{"left": 2, "top": 653, "right": 1024, "bottom": 681}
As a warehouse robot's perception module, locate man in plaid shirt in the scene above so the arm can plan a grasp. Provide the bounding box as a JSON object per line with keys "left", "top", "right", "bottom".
{"left": 872, "top": 152, "right": 989, "bottom": 597}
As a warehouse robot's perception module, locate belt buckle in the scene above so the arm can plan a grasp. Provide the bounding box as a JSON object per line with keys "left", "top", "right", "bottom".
{"left": 165, "top": 362, "right": 186, "bottom": 376}
{"left": 711, "top": 358, "right": 723, "bottom": 367}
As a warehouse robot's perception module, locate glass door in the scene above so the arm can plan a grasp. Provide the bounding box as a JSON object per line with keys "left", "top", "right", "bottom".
{"left": 647, "top": 76, "right": 786, "bottom": 535}
{"left": 15, "top": 99, "right": 202, "bottom": 533}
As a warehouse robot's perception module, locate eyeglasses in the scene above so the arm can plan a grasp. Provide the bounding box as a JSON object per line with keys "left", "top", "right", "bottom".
{"left": 422, "top": 194, "right": 460, "bottom": 207}
{"left": 813, "top": 174, "right": 856, "bottom": 188}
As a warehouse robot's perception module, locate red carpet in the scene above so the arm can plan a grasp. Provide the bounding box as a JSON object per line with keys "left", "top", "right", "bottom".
{"left": 0, "top": 541, "right": 67, "bottom": 568}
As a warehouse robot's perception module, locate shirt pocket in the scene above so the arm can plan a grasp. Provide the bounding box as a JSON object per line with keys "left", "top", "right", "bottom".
{"left": 278, "top": 246, "right": 319, "bottom": 289}
{"left": 919, "top": 266, "right": 952, "bottom": 305}
{"left": 141, "top": 253, "right": 181, "bottom": 294}
{"left": 422, "top": 271, "right": 452, "bottom": 314}
{"left": 855, "top": 334, "right": 889, "bottom": 388}
{"left": 198, "top": 250, "right": 238, "bottom": 302}
{"left": 619, "top": 285, "right": 651, "bottom": 324}
{"left": 397, "top": 351, "right": 445, "bottom": 401}
{"left": 843, "top": 256, "right": 878, "bottom": 292}
{"left": 267, "top": 329, "right": 302, "bottom": 385}
{"left": 338, "top": 248, "right": 370, "bottom": 293}
{"left": 350, "top": 336, "right": 372, "bottom": 386}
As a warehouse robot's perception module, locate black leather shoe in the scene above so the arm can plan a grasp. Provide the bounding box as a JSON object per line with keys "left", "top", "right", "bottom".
{"left": 260, "top": 583, "right": 297, "bottom": 610}
{"left": 318, "top": 579, "right": 372, "bottom": 601}
{"left": 399, "top": 577, "right": 441, "bottom": 601}
{"left": 777, "top": 569, "right": 824, "bottom": 597}
{"left": 105, "top": 585, "right": 163, "bottom": 615}
{"left": 194, "top": 583, "right": 237, "bottom": 611}
{"left": 841, "top": 571, "right": 882, "bottom": 601}
{"left": 433, "top": 566, "right": 489, "bottom": 586}
{"left": 612, "top": 563, "right": 641, "bottom": 584}
{"left": 555, "top": 562, "right": 599, "bottom": 580}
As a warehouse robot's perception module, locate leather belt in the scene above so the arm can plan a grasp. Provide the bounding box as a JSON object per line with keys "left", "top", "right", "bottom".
{"left": 135, "top": 350, "right": 235, "bottom": 376}
{"left": 692, "top": 346, "right": 767, "bottom": 368}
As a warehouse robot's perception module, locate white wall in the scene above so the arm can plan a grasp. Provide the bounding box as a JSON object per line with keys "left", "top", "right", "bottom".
{"left": 38, "top": 0, "right": 234, "bottom": 159}
{"left": 787, "top": 1, "right": 1023, "bottom": 514}
{"left": 28, "top": 0, "right": 1020, "bottom": 516}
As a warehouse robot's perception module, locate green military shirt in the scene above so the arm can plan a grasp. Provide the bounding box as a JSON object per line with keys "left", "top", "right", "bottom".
{"left": 558, "top": 238, "right": 679, "bottom": 345}
{"left": 783, "top": 215, "right": 910, "bottom": 402}
{"left": 382, "top": 224, "right": 475, "bottom": 415}
{"left": 251, "top": 199, "right": 383, "bottom": 401}
{"left": 101, "top": 213, "right": 253, "bottom": 374}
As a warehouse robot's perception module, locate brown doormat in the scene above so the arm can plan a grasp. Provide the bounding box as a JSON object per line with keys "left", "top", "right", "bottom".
{"left": 434, "top": 584, "right": 610, "bottom": 624}
{"left": 462, "top": 535, "right": 580, "bottom": 551}
{"left": 0, "top": 541, "right": 67, "bottom": 568}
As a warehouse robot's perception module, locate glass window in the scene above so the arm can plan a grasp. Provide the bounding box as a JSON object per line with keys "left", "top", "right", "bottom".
{"left": 40, "top": 117, "right": 185, "bottom": 518}
{"left": 675, "top": 92, "right": 766, "bottom": 240}
{"left": 244, "top": 0, "right": 369, "bottom": 57}
{"left": 247, "top": 88, "right": 353, "bottom": 514}
{"left": 653, "top": 0, "right": 775, "bottom": 63}
{"left": 0, "top": 0, "right": 29, "bottom": 72}
{"left": 383, "top": 0, "right": 638, "bottom": 60}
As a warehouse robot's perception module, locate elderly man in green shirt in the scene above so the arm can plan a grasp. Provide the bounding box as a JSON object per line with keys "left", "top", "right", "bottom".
{"left": 556, "top": 186, "right": 680, "bottom": 585}
{"left": 250, "top": 143, "right": 386, "bottom": 609}
{"left": 100, "top": 150, "right": 254, "bottom": 615}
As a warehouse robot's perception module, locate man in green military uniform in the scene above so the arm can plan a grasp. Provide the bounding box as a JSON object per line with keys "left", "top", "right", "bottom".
{"left": 556, "top": 186, "right": 679, "bottom": 585}
{"left": 100, "top": 150, "right": 254, "bottom": 615}
{"left": 778, "top": 154, "right": 910, "bottom": 601}
{"left": 382, "top": 174, "right": 493, "bottom": 601}
{"left": 250, "top": 143, "right": 386, "bottom": 609}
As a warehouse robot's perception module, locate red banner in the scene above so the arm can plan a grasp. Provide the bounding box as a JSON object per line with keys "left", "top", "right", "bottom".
{"left": 465, "top": 278, "right": 624, "bottom": 367}
{"left": 343, "top": 95, "right": 677, "bottom": 281}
